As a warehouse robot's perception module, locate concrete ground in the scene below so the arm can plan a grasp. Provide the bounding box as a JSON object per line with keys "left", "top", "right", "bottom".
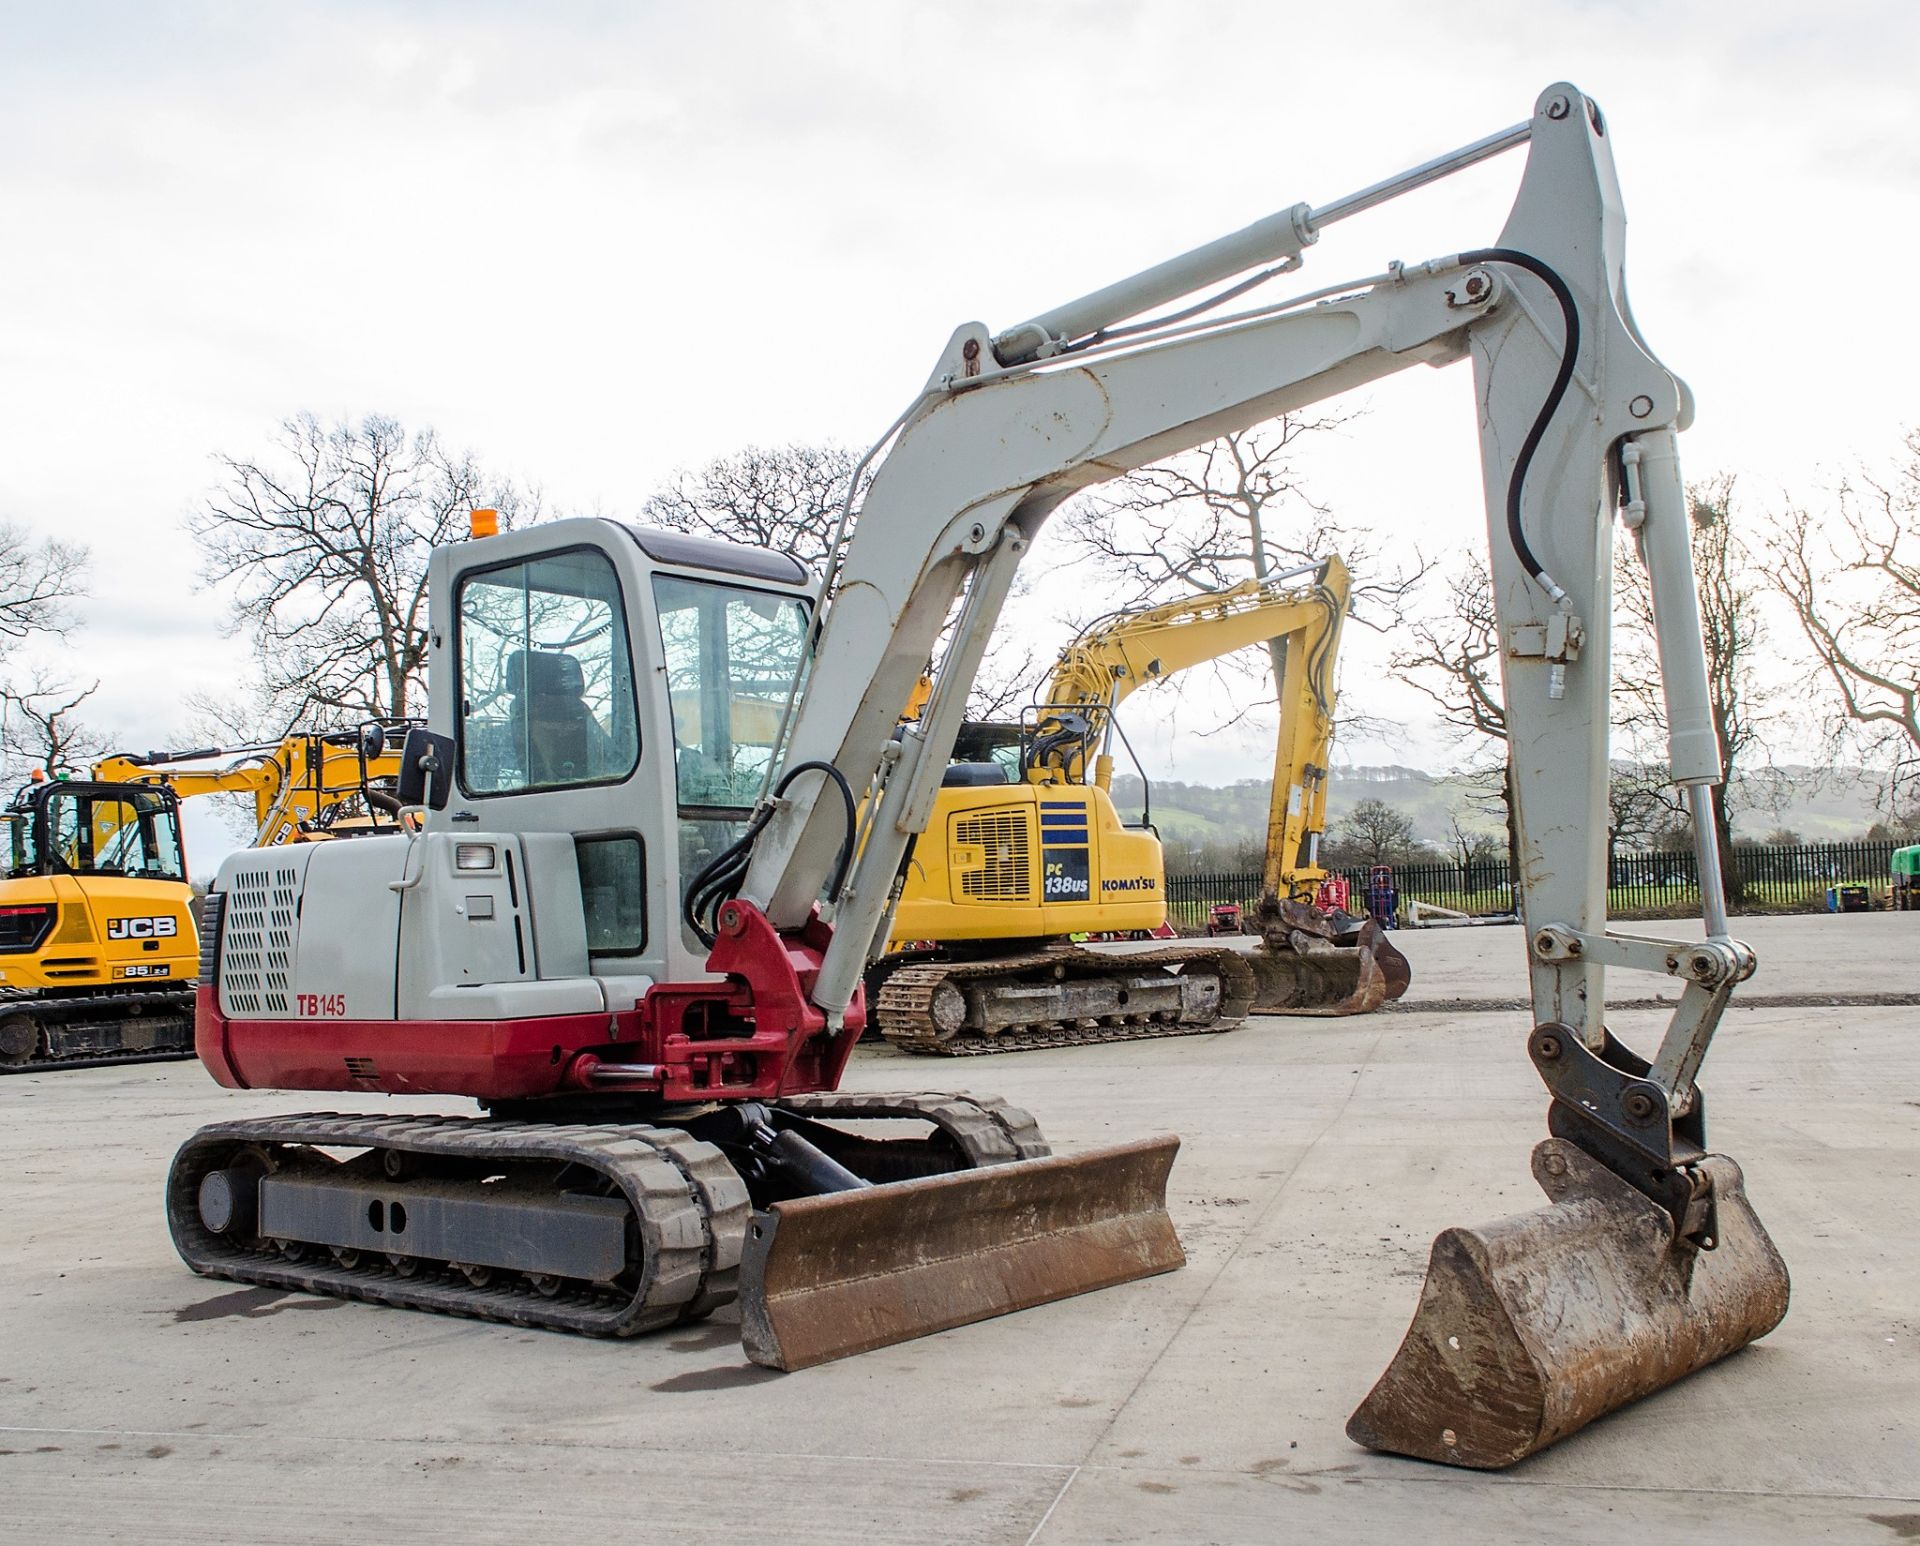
{"left": 2, "top": 914, "right": 1915, "bottom": 1544}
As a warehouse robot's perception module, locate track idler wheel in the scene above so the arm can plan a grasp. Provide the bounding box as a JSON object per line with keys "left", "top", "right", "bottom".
{"left": 0, "top": 1011, "right": 42, "bottom": 1066}
{"left": 1347, "top": 1137, "right": 1789, "bottom": 1468}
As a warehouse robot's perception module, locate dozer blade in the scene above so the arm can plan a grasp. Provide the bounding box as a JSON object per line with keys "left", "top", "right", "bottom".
{"left": 738, "top": 1134, "right": 1184, "bottom": 1371}
{"left": 1347, "top": 1137, "right": 1789, "bottom": 1469}
{"left": 1248, "top": 915, "right": 1412, "bottom": 1016}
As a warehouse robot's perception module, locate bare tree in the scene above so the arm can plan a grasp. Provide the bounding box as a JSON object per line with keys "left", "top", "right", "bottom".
{"left": 1390, "top": 557, "right": 1518, "bottom": 870}
{"left": 0, "top": 521, "right": 95, "bottom": 779}
{"left": 1606, "top": 760, "right": 1677, "bottom": 870}
{"left": 1326, "top": 796, "right": 1419, "bottom": 868}
{"left": 964, "top": 644, "right": 1044, "bottom": 721}
{"left": 1061, "top": 416, "right": 1414, "bottom": 612}
{"left": 0, "top": 673, "right": 107, "bottom": 777}
{"left": 1392, "top": 559, "right": 1506, "bottom": 742}
{"left": 1444, "top": 811, "right": 1503, "bottom": 871}
{"left": 1772, "top": 428, "right": 1920, "bottom": 755}
{"left": 1061, "top": 416, "right": 1421, "bottom": 759}
{"left": 643, "top": 443, "right": 1040, "bottom": 719}
{"left": 641, "top": 444, "right": 861, "bottom": 569}
{"left": 1615, "top": 475, "right": 1775, "bottom": 902}
{"left": 0, "top": 521, "right": 89, "bottom": 650}
{"left": 190, "top": 414, "right": 532, "bottom": 728}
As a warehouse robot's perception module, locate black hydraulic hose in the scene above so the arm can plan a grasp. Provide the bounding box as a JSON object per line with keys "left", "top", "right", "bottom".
{"left": 1455, "top": 248, "right": 1580, "bottom": 603}
{"left": 773, "top": 760, "right": 858, "bottom": 905}
{"left": 681, "top": 759, "right": 858, "bottom": 949}
{"left": 683, "top": 809, "right": 772, "bottom": 948}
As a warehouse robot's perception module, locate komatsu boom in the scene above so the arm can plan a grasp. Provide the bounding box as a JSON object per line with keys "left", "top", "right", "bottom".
{"left": 875, "top": 553, "right": 1407, "bottom": 1050}
{"left": 173, "top": 84, "right": 1788, "bottom": 1466}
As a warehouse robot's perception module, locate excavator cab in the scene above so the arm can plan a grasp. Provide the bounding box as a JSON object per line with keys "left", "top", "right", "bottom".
{"left": 0, "top": 778, "right": 196, "bottom": 1066}
{"left": 5, "top": 778, "right": 189, "bottom": 884}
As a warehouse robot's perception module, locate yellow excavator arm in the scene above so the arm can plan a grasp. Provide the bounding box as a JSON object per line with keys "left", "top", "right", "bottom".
{"left": 1028, "top": 556, "right": 1350, "bottom": 898}
{"left": 93, "top": 725, "right": 415, "bottom": 848}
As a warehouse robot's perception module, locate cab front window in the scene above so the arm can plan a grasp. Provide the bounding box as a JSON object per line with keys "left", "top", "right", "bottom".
{"left": 653, "top": 575, "right": 809, "bottom": 812}
{"left": 15, "top": 786, "right": 187, "bottom": 883}
{"left": 458, "top": 548, "right": 641, "bottom": 796}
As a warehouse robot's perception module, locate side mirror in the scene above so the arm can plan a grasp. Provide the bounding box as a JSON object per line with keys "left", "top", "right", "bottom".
{"left": 360, "top": 722, "right": 387, "bottom": 761}
{"left": 395, "top": 728, "right": 455, "bottom": 811}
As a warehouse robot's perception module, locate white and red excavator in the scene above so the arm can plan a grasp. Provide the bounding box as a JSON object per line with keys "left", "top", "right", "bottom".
{"left": 168, "top": 84, "right": 1786, "bottom": 1469}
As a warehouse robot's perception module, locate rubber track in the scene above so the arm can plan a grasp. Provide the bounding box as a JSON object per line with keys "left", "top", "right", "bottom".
{"left": 778, "top": 1090, "right": 1052, "bottom": 1160}
{"left": 1, "top": 1049, "right": 197, "bottom": 1077}
{"left": 167, "top": 1112, "right": 748, "bottom": 1337}
{"left": 0, "top": 988, "right": 194, "bottom": 1074}
{"left": 875, "top": 942, "right": 1256, "bottom": 1057}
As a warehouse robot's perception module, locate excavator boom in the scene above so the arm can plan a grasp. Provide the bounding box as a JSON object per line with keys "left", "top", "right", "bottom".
{"left": 98, "top": 719, "right": 416, "bottom": 847}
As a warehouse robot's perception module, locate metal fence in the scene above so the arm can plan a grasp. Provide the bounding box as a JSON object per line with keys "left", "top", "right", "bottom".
{"left": 1166, "top": 839, "right": 1902, "bottom": 931}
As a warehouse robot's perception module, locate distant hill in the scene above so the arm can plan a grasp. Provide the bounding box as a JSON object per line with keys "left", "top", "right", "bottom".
{"left": 1111, "top": 763, "right": 1891, "bottom": 870}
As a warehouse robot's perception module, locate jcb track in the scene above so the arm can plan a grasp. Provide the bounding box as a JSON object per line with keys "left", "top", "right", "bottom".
{"left": 875, "top": 941, "right": 1256, "bottom": 1056}
{"left": 0, "top": 988, "right": 195, "bottom": 1074}
{"left": 166, "top": 1093, "right": 1048, "bottom": 1334}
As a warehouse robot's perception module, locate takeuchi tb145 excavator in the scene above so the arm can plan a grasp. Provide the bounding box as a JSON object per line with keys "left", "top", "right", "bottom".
{"left": 172, "top": 84, "right": 1788, "bottom": 1467}
{"left": 873, "top": 553, "right": 1408, "bottom": 1052}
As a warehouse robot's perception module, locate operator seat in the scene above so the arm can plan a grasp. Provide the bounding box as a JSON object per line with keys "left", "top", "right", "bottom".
{"left": 506, "top": 649, "right": 612, "bottom": 785}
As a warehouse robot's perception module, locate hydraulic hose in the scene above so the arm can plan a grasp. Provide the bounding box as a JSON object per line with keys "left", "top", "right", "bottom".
{"left": 682, "top": 760, "right": 858, "bottom": 948}
{"left": 1455, "top": 247, "right": 1580, "bottom": 605}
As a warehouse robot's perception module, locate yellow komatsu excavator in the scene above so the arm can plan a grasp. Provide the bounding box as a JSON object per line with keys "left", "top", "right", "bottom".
{"left": 871, "top": 554, "right": 1407, "bottom": 1052}
{"left": 0, "top": 724, "right": 411, "bottom": 1071}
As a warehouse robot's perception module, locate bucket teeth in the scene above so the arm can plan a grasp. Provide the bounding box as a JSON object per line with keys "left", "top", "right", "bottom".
{"left": 1347, "top": 1137, "right": 1789, "bottom": 1468}
{"left": 738, "top": 1135, "right": 1184, "bottom": 1371}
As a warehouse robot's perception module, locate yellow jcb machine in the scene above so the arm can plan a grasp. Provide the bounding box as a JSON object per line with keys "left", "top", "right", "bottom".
{"left": 871, "top": 554, "right": 1408, "bottom": 1052}
{"left": 92, "top": 719, "right": 418, "bottom": 849}
{"left": 0, "top": 724, "right": 411, "bottom": 1071}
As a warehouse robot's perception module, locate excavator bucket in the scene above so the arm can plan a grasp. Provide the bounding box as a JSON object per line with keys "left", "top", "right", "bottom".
{"left": 738, "top": 1135, "right": 1184, "bottom": 1371}
{"left": 1247, "top": 898, "right": 1412, "bottom": 1016}
{"left": 1347, "top": 1137, "right": 1789, "bottom": 1469}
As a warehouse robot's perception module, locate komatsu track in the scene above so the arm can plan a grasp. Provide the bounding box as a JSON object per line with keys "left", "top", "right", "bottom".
{"left": 874, "top": 940, "right": 1257, "bottom": 1055}
{"left": 165, "top": 1094, "right": 1051, "bottom": 1335}
{"left": 0, "top": 987, "right": 196, "bottom": 1074}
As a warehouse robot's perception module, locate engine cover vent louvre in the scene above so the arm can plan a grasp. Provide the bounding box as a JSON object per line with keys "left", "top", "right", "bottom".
{"left": 952, "top": 811, "right": 1033, "bottom": 903}
{"left": 222, "top": 865, "right": 299, "bottom": 1015}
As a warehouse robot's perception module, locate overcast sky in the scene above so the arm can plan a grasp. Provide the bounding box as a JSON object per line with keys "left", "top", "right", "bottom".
{"left": 1, "top": 1, "right": 1914, "bottom": 866}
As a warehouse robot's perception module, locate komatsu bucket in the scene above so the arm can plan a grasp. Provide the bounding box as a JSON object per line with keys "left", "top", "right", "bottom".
{"left": 1347, "top": 1137, "right": 1789, "bottom": 1469}
{"left": 738, "top": 1134, "right": 1184, "bottom": 1371}
{"left": 1248, "top": 899, "right": 1412, "bottom": 1016}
